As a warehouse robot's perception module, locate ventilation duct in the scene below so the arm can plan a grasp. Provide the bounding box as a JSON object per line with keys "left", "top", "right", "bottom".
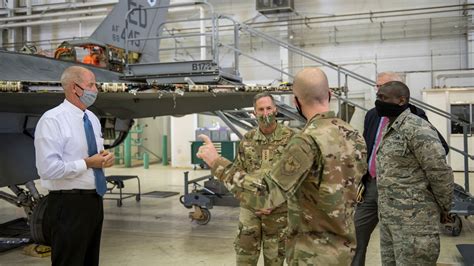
{"left": 256, "top": 0, "right": 294, "bottom": 15}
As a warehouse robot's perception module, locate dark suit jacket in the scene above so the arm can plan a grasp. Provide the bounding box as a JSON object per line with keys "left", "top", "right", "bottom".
{"left": 363, "top": 104, "right": 449, "bottom": 178}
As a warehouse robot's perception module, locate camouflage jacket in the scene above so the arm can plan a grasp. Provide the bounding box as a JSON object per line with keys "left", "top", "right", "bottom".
{"left": 212, "top": 111, "right": 367, "bottom": 260}
{"left": 377, "top": 108, "right": 454, "bottom": 229}
{"left": 212, "top": 122, "right": 295, "bottom": 211}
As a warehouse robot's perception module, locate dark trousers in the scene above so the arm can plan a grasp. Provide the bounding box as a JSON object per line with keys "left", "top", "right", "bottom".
{"left": 48, "top": 192, "right": 104, "bottom": 266}
{"left": 352, "top": 176, "right": 378, "bottom": 266}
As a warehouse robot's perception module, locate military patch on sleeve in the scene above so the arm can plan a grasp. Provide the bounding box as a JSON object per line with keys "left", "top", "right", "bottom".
{"left": 270, "top": 135, "right": 316, "bottom": 191}
{"left": 282, "top": 155, "right": 301, "bottom": 175}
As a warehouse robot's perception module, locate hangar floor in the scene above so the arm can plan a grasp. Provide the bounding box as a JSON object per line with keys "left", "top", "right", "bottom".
{"left": 0, "top": 165, "right": 472, "bottom": 265}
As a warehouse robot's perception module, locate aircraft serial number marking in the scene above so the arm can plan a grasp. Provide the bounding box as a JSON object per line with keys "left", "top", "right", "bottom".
{"left": 192, "top": 63, "right": 213, "bottom": 71}
{"left": 109, "top": 0, "right": 148, "bottom": 48}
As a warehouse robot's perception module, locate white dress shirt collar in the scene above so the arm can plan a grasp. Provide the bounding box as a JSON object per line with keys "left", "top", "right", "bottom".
{"left": 63, "top": 99, "right": 85, "bottom": 117}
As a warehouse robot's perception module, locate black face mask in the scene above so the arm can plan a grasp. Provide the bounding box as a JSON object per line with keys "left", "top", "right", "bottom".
{"left": 375, "top": 100, "right": 408, "bottom": 117}
{"left": 294, "top": 97, "right": 306, "bottom": 120}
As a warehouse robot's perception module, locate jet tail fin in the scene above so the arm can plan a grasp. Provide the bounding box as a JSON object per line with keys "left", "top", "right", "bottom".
{"left": 90, "top": 0, "right": 170, "bottom": 63}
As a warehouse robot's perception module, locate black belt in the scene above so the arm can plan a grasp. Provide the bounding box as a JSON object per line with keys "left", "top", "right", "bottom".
{"left": 49, "top": 189, "right": 97, "bottom": 195}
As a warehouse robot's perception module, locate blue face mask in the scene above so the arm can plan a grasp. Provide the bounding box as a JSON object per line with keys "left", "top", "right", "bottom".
{"left": 75, "top": 83, "right": 97, "bottom": 108}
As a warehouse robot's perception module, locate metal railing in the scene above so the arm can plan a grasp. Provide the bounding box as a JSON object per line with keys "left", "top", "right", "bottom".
{"left": 155, "top": 16, "right": 217, "bottom": 63}
{"left": 124, "top": 1, "right": 239, "bottom": 77}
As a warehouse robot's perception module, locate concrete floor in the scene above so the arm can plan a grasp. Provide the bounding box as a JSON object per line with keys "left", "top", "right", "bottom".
{"left": 0, "top": 165, "right": 473, "bottom": 265}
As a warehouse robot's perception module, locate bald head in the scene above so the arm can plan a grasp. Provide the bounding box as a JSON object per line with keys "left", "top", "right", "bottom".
{"left": 61, "top": 66, "right": 91, "bottom": 92}
{"left": 293, "top": 68, "right": 330, "bottom": 105}
{"left": 376, "top": 71, "right": 402, "bottom": 88}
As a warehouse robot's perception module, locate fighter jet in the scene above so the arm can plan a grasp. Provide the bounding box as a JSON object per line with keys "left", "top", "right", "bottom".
{"left": 0, "top": 0, "right": 291, "bottom": 245}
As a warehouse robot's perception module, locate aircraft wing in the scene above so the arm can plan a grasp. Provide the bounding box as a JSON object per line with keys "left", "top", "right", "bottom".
{"left": 0, "top": 90, "right": 272, "bottom": 119}
{"left": 0, "top": 50, "right": 287, "bottom": 118}
{"left": 0, "top": 50, "right": 122, "bottom": 82}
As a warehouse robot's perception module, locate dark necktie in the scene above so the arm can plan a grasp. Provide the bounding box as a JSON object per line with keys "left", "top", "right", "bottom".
{"left": 83, "top": 113, "right": 107, "bottom": 197}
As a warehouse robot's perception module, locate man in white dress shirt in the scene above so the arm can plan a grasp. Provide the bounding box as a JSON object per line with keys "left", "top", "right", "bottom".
{"left": 34, "top": 66, "right": 114, "bottom": 266}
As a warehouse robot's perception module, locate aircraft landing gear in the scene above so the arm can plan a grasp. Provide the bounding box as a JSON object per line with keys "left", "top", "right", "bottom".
{"left": 30, "top": 196, "right": 50, "bottom": 245}
{"left": 0, "top": 181, "right": 50, "bottom": 245}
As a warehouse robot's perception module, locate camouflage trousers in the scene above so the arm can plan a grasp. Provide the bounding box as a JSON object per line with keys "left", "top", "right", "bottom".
{"left": 235, "top": 205, "right": 287, "bottom": 266}
{"left": 380, "top": 223, "right": 440, "bottom": 266}
{"left": 286, "top": 232, "right": 354, "bottom": 266}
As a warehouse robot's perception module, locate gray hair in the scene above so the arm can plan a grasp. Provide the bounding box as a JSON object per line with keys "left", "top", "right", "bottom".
{"left": 377, "top": 71, "right": 403, "bottom": 83}
{"left": 253, "top": 92, "right": 276, "bottom": 108}
{"left": 60, "top": 66, "right": 86, "bottom": 89}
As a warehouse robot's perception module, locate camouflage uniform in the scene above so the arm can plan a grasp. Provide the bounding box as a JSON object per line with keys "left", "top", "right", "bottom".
{"left": 377, "top": 108, "right": 454, "bottom": 266}
{"left": 213, "top": 122, "right": 294, "bottom": 266}
{"left": 212, "top": 111, "right": 367, "bottom": 265}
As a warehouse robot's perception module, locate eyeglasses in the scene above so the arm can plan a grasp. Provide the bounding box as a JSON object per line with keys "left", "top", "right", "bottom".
{"left": 74, "top": 82, "right": 85, "bottom": 91}
{"left": 75, "top": 82, "right": 100, "bottom": 90}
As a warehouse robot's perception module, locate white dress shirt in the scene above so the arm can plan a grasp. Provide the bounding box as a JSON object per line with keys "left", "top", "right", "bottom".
{"left": 34, "top": 99, "right": 104, "bottom": 190}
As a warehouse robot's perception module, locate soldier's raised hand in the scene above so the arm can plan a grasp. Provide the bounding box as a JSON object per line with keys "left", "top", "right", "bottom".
{"left": 196, "top": 134, "right": 219, "bottom": 168}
